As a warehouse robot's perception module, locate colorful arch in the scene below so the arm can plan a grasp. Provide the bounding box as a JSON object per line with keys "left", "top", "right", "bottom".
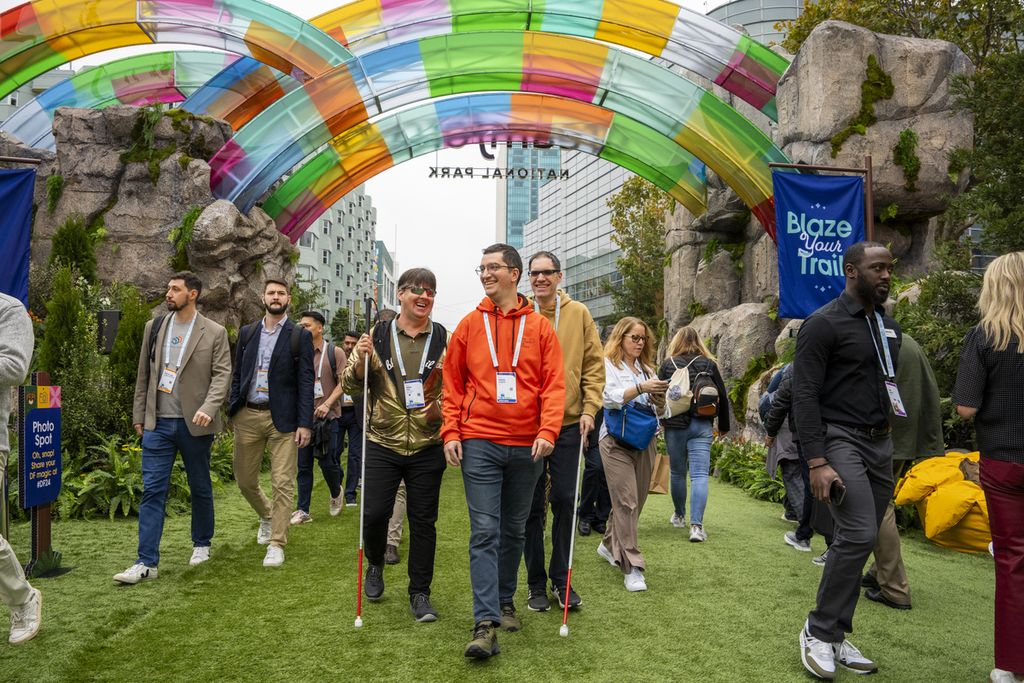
{"left": 0, "top": 50, "right": 244, "bottom": 150}
{"left": 0, "top": 0, "right": 352, "bottom": 99}
{"left": 261, "top": 92, "right": 709, "bottom": 240}
{"left": 209, "top": 31, "right": 785, "bottom": 230}
{"left": 181, "top": 0, "right": 788, "bottom": 130}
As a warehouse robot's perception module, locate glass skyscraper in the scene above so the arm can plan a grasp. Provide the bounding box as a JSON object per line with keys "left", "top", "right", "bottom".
{"left": 496, "top": 143, "right": 562, "bottom": 248}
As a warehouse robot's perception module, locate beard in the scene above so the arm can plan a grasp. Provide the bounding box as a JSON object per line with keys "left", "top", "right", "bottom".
{"left": 264, "top": 301, "right": 289, "bottom": 315}
{"left": 165, "top": 299, "right": 184, "bottom": 312}
{"left": 855, "top": 274, "right": 888, "bottom": 306}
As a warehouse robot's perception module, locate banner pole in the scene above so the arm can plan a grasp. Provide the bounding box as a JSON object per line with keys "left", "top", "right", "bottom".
{"left": 864, "top": 155, "right": 874, "bottom": 242}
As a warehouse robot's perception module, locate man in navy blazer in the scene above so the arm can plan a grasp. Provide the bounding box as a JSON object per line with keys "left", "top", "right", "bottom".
{"left": 229, "top": 278, "right": 314, "bottom": 567}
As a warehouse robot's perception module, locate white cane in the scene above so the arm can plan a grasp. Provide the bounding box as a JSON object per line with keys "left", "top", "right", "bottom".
{"left": 559, "top": 433, "right": 589, "bottom": 637}
{"left": 354, "top": 298, "right": 376, "bottom": 628}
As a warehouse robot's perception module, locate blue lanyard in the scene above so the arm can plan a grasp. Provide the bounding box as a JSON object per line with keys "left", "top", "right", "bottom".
{"left": 866, "top": 310, "right": 895, "bottom": 380}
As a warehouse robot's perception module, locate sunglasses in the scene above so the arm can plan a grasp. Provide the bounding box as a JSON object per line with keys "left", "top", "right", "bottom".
{"left": 529, "top": 269, "right": 561, "bottom": 278}
{"left": 404, "top": 286, "right": 436, "bottom": 298}
{"left": 628, "top": 335, "right": 648, "bottom": 343}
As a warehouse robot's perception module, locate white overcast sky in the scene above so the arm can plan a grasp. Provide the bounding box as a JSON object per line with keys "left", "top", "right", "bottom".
{"left": 2, "top": 0, "right": 725, "bottom": 326}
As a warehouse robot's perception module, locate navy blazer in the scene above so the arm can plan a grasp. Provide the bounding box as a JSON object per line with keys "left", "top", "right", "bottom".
{"left": 228, "top": 317, "right": 314, "bottom": 433}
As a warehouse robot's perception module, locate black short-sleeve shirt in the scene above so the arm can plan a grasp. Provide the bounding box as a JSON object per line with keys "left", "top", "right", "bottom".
{"left": 953, "top": 326, "right": 1024, "bottom": 463}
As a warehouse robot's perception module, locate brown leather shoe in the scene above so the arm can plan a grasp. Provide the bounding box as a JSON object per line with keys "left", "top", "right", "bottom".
{"left": 385, "top": 544, "right": 400, "bottom": 565}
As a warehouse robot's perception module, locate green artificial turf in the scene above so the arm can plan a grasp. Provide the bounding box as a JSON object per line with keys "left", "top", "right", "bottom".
{"left": 0, "top": 471, "right": 994, "bottom": 682}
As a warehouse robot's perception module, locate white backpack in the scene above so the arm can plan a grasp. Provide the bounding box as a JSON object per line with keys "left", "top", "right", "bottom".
{"left": 665, "top": 357, "right": 700, "bottom": 417}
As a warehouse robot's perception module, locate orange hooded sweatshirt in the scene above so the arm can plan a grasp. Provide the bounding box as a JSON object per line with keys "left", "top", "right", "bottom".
{"left": 442, "top": 295, "right": 565, "bottom": 447}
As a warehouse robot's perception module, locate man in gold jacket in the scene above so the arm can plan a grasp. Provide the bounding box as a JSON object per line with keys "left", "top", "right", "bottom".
{"left": 344, "top": 267, "right": 447, "bottom": 623}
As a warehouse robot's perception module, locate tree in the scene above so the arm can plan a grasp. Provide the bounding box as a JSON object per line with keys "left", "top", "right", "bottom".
{"left": 107, "top": 284, "right": 153, "bottom": 434}
{"left": 49, "top": 214, "right": 97, "bottom": 283}
{"left": 329, "top": 308, "right": 351, "bottom": 342}
{"left": 605, "top": 177, "right": 674, "bottom": 331}
{"left": 289, "top": 275, "right": 327, "bottom": 320}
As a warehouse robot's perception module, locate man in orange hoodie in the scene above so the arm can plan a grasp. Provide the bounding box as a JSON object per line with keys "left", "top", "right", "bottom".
{"left": 443, "top": 243, "right": 565, "bottom": 659}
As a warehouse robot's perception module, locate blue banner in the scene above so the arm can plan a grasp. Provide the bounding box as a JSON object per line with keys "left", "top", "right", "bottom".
{"left": 18, "top": 386, "right": 62, "bottom": 509}
{"left": 0, "top": 168, "right": 36, "bottom": 306}
{"left": 773, "top": 173, "right": 866, "bottom": 319}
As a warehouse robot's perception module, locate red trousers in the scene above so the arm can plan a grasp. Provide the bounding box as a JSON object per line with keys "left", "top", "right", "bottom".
{"left": 980, "top": 457, "right": 1024, "bottom": 673}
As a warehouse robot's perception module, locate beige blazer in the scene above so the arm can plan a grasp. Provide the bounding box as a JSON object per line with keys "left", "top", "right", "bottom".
{"left": 133, "top": 312, "right": 232, "bottom": 436}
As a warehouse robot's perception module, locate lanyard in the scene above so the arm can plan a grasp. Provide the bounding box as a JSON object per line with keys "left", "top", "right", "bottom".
{"left": 483, "top": 312, "right": 527, "bottom": 369}
{"left": 315, "top": 342, "right": 327, "bottom": 380}
{"left": 163, "top": 314, "right": 197, "bottom": 369}
{"left": 391, "top": 318, "right": 434, "bottom": 378}
{"left": 533, "top": 295, "right": 561, "bottom": 332}
{"left": 866, "top": 310, "right": 896, "bottom": 380}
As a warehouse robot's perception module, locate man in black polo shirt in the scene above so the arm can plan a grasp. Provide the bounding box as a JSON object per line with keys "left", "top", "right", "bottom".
{"left": 792, "top": 241, "right": 902, "bottom": 681}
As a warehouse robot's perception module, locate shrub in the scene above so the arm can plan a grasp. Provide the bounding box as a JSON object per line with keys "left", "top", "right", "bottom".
{"left": 107, "top": 285, "right": 154, "bottom": 434}
{"left": 711, "top": 438, "right": 785, "bottom": 503}
{"left": 49, "top": 214, "right": 97, "bottom": 283}
{"left": 168, "top": 205, "right": 203, "bottom": 271}
{"left": 45, "top": 174, "right": 64, "bottom": 213}
{"left": 727, "top": 352, "right": 777, "bottom": 424}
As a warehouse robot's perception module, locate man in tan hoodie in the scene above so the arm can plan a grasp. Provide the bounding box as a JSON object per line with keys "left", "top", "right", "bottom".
{"left": 521, "top": 251, "right": 605, "bottom": 612}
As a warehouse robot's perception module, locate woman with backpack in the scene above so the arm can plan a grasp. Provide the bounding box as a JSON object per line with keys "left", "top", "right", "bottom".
{"left": 658, "top": 326, "right": 730, "bottom": 542}
{"left": 597, "top": 317, "right": 668, "bottom": 592}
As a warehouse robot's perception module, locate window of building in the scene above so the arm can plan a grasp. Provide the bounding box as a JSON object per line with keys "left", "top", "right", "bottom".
{"left": 336, "top": 237, "right": 342, "bottom": 251}
{"left": 346, "top": 275, "right": 353, "bottom": 288}
{"left": 322, "top": 219, "right": 331, "bottom": 235}
{"left": 7, "top": 92, "right": 18, "bottom": 107}
{"left": 320, "top": 280, "right": 329, "bottom": 294}
{"left": 335, "top": 264, "right": 342, "bottom": 278}
{"left": 334, "top": 291, "right": 342, "bottom": 305}
{"left": 347, "top": 251, "right": 353, "bottom": 263}
{"left": 321, "top": 250, "right": 330, "bottom": 265}
{"left": 299, "top": 232, "right": 315, "bottom": 248}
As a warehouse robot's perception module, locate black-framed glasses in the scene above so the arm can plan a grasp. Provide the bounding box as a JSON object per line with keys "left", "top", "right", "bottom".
{"left": 628, "top": 335, "right": 648, "bottom": 343}
{"left": 403, "top": 285, "right": 436, "bottom": 298}
{"left": 475, "top": 264, "right": 514, "bottom": 275}
{"left": 528, "top": 269, "right": 561, "bottom": 278}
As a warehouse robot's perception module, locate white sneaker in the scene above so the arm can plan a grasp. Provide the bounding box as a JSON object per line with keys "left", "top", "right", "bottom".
{"left": 784, "top": 531, "right": 812, "bottom": 552}
{"left": 256, "top": 517, "right": 272, "bottom": 545}
{"left": 329, "top": 495, "right": 344, "bottom": 517}
{"left": 800, "top": 621, "right": 836, "bottom": 680}
{"left": 834, "top": 639, "right": 877, "bottom": 674}
{"left": 189, "top": 546, "right": 211, "bottom": 566}
{"left": 623, "top": 568, "right": 647, "bottom": 592}
{"left": 113, "top": 563, "right": 158, "bottom": 585}
{"left": 597, "top": 542, "right": 617, "bottom": 566}
{"left": 689, "top": 524, "right": 707, "bottom": 542}
{"left": 290, "top": 510, "right": 312, "bottom": 525}
{"left": 263, "top": 545, "right": 284, "bottom": 567}
{"left": 990, "top": 669, "right": 1024, "bottom": 682}
{"left": 670, "top": 513, "right": 686, "bottom": 528}
{"left": 8, "top": 588, "right": 41, "bottom": 645}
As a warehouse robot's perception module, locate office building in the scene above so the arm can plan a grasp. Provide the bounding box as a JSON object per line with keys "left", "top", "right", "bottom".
{"left": 708, "top": 0, "right": 806, "bottom": 46}
{"left": 495, "top": 142, "right": 562, "bottom": 248}
{"left": 375, "top": 240, "right": 397, "bottom": 312}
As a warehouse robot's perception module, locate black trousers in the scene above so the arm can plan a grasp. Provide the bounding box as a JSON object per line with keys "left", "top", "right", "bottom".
{"left": 578, "top": 436, "right": 611, "bottom": 524}
{"left": 363, "top": 441, "right": 445, "bottom": 596}
{"left": 807, "top": 424, "right": 893, "bottom": 642}
{"left": 524, "top": 424, "right": 583, "bottom": 591}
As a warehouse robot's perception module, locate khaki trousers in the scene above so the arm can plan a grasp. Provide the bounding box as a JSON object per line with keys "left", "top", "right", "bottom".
{"left": 0, "top": 534, "right": 32, "bottom": 609}
{"left": 387, "top": 480, "right": 406, "bottom": 547}
{"left": 866, "top": 503, "right": 911, "bottom": 606}
{"left": 232, "top": 407, "right": 298, "bottom": 548}
{"left": 599, "top": 436, "right": 655, "bottom": 574}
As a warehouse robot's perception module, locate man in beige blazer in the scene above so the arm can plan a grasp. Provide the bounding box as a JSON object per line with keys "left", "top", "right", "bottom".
{"left": 114, "top": 271, "right": 231, "bottom": 585}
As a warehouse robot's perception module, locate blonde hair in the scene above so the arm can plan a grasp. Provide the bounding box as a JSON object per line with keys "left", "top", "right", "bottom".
{"left": 666, "top": 326, "right": 716, "bottom": 361}
{"left": 978, "top": 251, "right": 1024, "bottom": 352}
{"left": 604, "top": 317, "right": 657, "bottom": 373}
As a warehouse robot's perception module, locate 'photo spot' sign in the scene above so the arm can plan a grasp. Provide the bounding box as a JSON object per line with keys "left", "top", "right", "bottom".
{"left": 18, "top": 385, "right": 62, "bottom": 509}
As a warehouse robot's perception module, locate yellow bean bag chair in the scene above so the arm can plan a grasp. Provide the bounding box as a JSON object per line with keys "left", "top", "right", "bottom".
{"left": 894, "top": 451, "right": 991, "bottom": 553}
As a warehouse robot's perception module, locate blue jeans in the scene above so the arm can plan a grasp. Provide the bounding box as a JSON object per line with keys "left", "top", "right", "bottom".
{"left": 461, "top": 439, "right": 543, "bottom": 625}
{"left": 138, "top": 418, "right": 215, "bottom": 566}
{"left": 296, "top": 419, "right": 342, "bottom": 512}
{"left": 664, "top": 419, "right": 713, "bottom": 525}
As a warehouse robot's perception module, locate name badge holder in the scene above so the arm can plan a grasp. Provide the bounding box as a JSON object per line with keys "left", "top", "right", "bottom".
{"left": 157, "top": 315, "right": 197, "bottom": 394}
{"left": 483, "top": 312, "right": 527, "bottom": 405}
{"left": 313, "top": 345, "right": 328, "bottom": 400}
{"left": 867, "top": 311, "right": 907, "bottom": 418}
{"left": 391, "top": 318, "right": 434, "bottom": 410}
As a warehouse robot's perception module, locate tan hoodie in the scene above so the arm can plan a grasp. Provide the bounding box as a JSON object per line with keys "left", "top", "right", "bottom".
{"left": 529, "top": 290, "right": 605, "bottom": 427}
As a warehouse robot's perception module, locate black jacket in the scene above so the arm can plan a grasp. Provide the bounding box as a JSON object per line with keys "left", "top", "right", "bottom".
{"left": 763, "top": 364, "right": 796, "bottom": 439}
{"left": 228, "top": 318, "right": 314, "bottom": 432}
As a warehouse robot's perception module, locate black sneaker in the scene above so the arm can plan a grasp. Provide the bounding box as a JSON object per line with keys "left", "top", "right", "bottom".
{"left": 364, "top": 564, "right": 384, "bottom": 601}
{"left": 345, "top": 496, "right": 357, "bottom": 507}
{"left": 861, "top": 573, "right": 881, "bottom": 591}
{"left": 464, "top": 621, "right": 500, "bottom": 658}
{"left": 552, "top": 583, "right": 582, "bottom": 609}
{"left": 578, "top": 518, "right": 592, "bottom": 536}
{"left": 591, "top": 520, "right": 607, "bottom": 534}
{"left": 527, "top": 587, "right": 550, "bottom": 612}
{"left": 410, "top": 593, "right": 438, "bottom": 622}
{"left": 499, "top": 603, "right": 521, "bottom": 632}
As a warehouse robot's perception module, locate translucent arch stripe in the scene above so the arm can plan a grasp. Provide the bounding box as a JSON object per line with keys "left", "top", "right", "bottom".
{"left": 181, "top": 0, "right": 787, "bottom": 133}
{"left": 209, "top": 31, "right": 785, "bottom": 231}
{"left": 0, "top": 50, "right": 244, "bottom": 150}
{"left": 0, "top": 0, "right": 352, "bottom": 99}
{"left": 261, "top": 93, "right": 708, "bottom": 241}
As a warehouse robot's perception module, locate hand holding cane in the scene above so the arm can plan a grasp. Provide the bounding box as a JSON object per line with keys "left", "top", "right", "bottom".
{"left": 354, "top": 298, "right": 377, "bottom": 628}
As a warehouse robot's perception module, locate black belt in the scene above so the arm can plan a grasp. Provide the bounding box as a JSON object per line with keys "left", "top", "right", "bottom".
{"left": 245, "top": 401, "right": 271, "bottom": 411}
{"left": 834, "top": 423, "right": 891, "bottom": 440}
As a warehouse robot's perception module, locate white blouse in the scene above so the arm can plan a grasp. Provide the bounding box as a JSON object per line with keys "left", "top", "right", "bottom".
{"left": 600, "top": 357, "right": 669, "bottom": 440}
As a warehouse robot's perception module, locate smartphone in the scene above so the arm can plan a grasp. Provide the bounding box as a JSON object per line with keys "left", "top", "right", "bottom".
{"left": 829, "top": 479, "right": 847, "bottom": 506}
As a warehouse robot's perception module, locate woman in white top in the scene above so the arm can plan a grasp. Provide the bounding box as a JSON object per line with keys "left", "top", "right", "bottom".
{"left": 596, "top": 317, "right": 668, "bottom": 592}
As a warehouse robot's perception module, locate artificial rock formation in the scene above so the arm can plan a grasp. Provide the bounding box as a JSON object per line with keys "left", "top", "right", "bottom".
{"left": 2, "top": 106, "right": 296, "bottom": 329}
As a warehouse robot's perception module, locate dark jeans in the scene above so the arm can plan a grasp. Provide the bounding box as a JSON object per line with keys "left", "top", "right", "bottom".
{"left": 578, "top": 436, "right": 610, "bottom": 524}
{"left": 781, "top": 448, "right": 814, "bottom": 542}
{"left": 296, "top": 419, "right": 342, "bottom": 513}
{"left": 807, "top": 424, "right": 893, "bottom": 643}
{"left": 461, "top": 439, "right": 543, "bottom": 625}
{"left": 363, "top": 441, "right": 445, "bottom": 596}
{"left": 524, "top": 424, "right": 583, "bottom": 591}
{"left": 138, "top": 418, "right": 215, "bottom": 567}
{"left": 338, "top": 407, "right": 363, "bottom": 498}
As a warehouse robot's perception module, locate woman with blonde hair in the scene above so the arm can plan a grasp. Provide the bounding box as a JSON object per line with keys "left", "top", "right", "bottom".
{"left": 596, "top": 317, "right": 668, "bottom": 592}
{"left": 657, "top": 326, "right": 730, "bottom": 541}
{"left": 954, "top": 251, "right": 1024, "bottom": 683}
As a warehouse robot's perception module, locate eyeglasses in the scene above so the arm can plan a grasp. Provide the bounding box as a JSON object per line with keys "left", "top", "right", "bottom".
{"left": 528, "top": 269, "right": 560, "bottom": 278}
{"left": 475, "top": 264, "right": 514, "bottom": 275}
{"left": 628, "top": 335, "right": 648, "bottom": 343}
{"left": 403, "top": 286, "right": 436, "bottom": 298}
